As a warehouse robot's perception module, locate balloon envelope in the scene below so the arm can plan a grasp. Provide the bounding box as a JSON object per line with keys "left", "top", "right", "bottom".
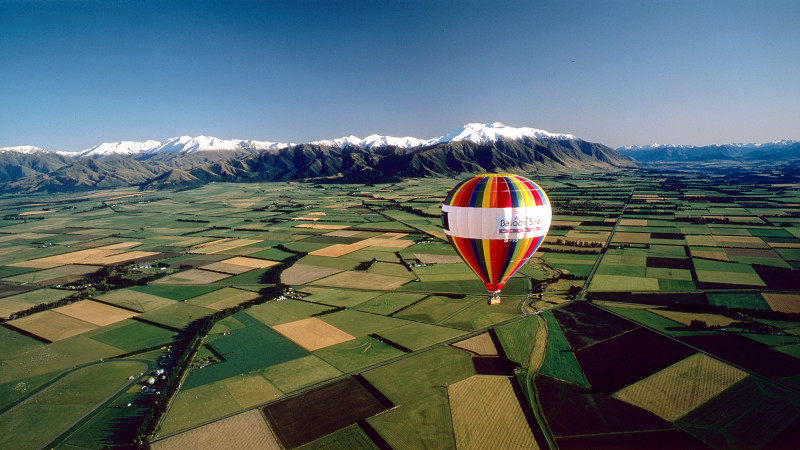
{"left": 442, "top": 174, "right": 551, "bottom": 293}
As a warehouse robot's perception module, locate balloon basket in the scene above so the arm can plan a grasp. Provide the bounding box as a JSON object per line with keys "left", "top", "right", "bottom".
{"left": 488, "top": 291, "right": 501, "bottom": 305}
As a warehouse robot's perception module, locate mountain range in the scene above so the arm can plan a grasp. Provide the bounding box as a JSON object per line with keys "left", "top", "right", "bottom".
{"left": 617, "top": 140, "right": 800, "bottom": 162}
{"left": 0, "top": 123, "right": 636, "bottom": 192}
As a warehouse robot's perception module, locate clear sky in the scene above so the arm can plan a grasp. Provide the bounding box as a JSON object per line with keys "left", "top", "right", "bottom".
{"left": 1, "top": 0, "right": 798, "bottom": 151}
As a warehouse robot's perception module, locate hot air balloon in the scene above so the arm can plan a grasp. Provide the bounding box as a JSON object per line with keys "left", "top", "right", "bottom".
{"left": 442, "top": 174, "right": 551, "bottom": 304}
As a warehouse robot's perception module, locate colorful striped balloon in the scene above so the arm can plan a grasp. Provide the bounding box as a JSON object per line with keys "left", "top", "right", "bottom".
{"left": 442, "top": 174, "right": 551, "bottom": 300}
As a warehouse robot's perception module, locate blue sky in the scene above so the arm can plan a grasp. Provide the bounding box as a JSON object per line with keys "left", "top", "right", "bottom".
{"left": 1, "top": 0, "right": 798, "bottom": 151}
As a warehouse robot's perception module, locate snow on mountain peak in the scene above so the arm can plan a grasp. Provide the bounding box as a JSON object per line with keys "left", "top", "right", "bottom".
{"left": 429, "top": 122, "right": 576, "bottom": 146}
{"left": 311, "top": 123, "right": 575, "bottom": 150}
{"left": 155, "top": 135, "right": 291, "bottom": 154}
{"left": 79, "top": 140, "right": 162, "bottom": 157}
{"left": 3, "top": 123, "right": 581, "bottom": 156}
{"left": 0, "top": 145, "right": 50, "bottom": 154}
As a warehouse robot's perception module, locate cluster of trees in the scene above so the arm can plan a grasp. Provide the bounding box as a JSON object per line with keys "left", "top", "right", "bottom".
{"left": 552, "top": 238, "right": 603, "bottom": 248}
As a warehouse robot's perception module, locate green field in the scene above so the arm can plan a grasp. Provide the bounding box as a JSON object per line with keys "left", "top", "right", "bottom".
{"left": 182, "top": 312, "right": 309, "bottom": 390}
{"left": 0, "top": 361, "right": 145, "bottom": 449}
{"left": 86, "top": 319, "right": 178, "bottom": 351}
{"left": 538, "top": 311, "right": 589, "bottom": 387}
{"left": 313, "top": 336, "right": 406, "bottom": 373}
{"left": 495, "top": 315, "right": 541, "bottom": 367}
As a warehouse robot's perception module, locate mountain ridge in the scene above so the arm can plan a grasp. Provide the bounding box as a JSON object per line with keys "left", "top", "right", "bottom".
{"left": 617, "top": 140, "right": 800, "bottom": 162}
{"left": 0, "top": 122, "right": 632, "bottom": 192}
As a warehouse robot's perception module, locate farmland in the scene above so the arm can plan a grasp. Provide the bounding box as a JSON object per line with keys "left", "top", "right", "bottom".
{"left": 0, "top": 163, "right": 797, "bottom": 448}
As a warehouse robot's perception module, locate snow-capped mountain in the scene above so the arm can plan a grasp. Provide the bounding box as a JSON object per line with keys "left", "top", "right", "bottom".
{"left": 311, "top": 134, "right": 428, "bottom": 149}
{"left": 428, "top": 122, "right": 576, "bottom": 146}
{"left": 153, "top": 136, "right": 290, "bottom": 154}
{"left": 3, "top": 123, "right": 580, "bottom": 157}
{"left": 64, "top": 136, "right": 293, "bottom": 158}
{"left": 0, "top": 145, "right": 50, "bottom": 154}
{"left": 78, "top": 140, "right": 162, "bottom": 157}
{"left": 313, "top": 122, "right": 577, "bottom": 150}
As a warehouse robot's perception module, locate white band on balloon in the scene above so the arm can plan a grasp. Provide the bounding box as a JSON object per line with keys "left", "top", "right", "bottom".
{"left": 442, "top": 204, "right": 552, "bottom": 240}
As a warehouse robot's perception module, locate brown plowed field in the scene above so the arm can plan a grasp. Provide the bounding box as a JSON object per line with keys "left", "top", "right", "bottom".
{"left": 261, "top": 376, "right": 390, "bottom": 448}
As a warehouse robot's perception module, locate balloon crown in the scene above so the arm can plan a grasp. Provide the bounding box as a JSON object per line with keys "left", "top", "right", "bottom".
{"left": 476, "top": 173, "right": 518, "bottom": 178}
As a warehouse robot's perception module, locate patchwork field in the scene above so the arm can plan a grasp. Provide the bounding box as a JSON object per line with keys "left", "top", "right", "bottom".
{"left": 0, "top": 168, "right": 798, "bottom": 449}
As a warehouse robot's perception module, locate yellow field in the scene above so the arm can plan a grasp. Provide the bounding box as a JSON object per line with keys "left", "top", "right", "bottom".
{"left": 218, "top": 257, "right": 278, "bottom": 269}
{"left": 152, "top": 269, "right": 231, "bottom": 285}
{"left": 189, "top": 239, "right": 262, "bottom": 254}
{"left": 97, "top": 241, "right": 142, "bottom": 249}
{"left": 611, "top": 232, "right": 651, "bottom": 244}
{"left": 415, "top": 253, "right": 463, "bottom": 264}
{"left": 762, "top": 293, "right": 800, "bottom": 313}
{"left": 159, "top": 374, "right": 283, "bottom": 436}
{"left": 324, "top": 230, "right": 362, "bottom": 237}
{"left": 311, "top": 271, "right": 409, "bottom": 290}
{"left": 293, "top": 223, "right": 350, "bottom": 230}
{"left": 9, "top": 248, "right": 123, "bottom": 268}
{"left": 713, "top": 235, "right": 764, "bottom": 244}
{"left": 448, "top": 375, "right": 538, "bottom": 449}
{"left": 648, "top": 309, "right": 737, "bottom": 327}
{"left": 53, "top": 300, "right": 138, "bottom": 326}
{"left": 280, "top": 264, "right": 342, "bottom": 285}
{"left": 272, "top": 317, "right": 355, "bottom": 351}
{"left": 377, "top": 232, "right": 408, "bottom": 239}
{"left": 619, "top": 219, "right": 648, "bottom": 226}
{"left": 188, "top": 288, "right": 261, "bottom": 310}
{"left": 197, "top": 262, "right": 254, "bottom": 274}
{"left": 154, "top": 409, "right": 280, "bottom": 450}
{"left": 0, "top": 299, "right": 29, "bottom": 319}
{"left": 309, "top": 243, "right": 366, "bottom": 257}
{"left": 359, "top": 237, "right": 414, "bottom": 248}
{"left": 769, "top": 242, "right": 800, "bottom": 248}
{"left": 450, "top": 333, "right": 497, "bottom": 356}
{"left": 7, "top": 310, "right": 97, "bottom": 342}
{"left": 690, "top": 249, "right": 730, "bottom": 261}
{"left": 9, "top": 248, "right": 159, "bottom": 268}
{"left": 18, "top": 210, "right": 56, "bottom": 216}
{"left": 613, "top": 353, "right": 748, "bottom": 421}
